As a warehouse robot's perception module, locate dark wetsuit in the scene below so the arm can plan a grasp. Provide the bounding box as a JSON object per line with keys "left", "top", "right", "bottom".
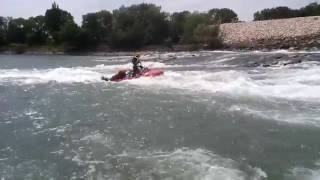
{"left": 132, "top": 57, "right": 143, "bottom": 77}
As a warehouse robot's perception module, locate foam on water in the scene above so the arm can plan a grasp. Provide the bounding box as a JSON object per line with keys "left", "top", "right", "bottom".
{"left": 142, "top": 51, "right": 219, "bottom": 60}
{"left": 228, "top": 103, "right": 320, "bottom": 127}
{"left": 1, "top": 56, "right": 320, "bottom": 104}
{"left": 69, "top": 147, "right": 267, "bottom": 180}
{"left": 130, "top": 66, "right": 320, "bottom": 101}
{"left": 250, "top": 49, "right": 320, "bottom": 54}
{"left": 2, "top": 53, "right": 320, "bottom": 179}
{"left": 289, "top": 166, "right": 320, "bottom": 180}
{"left": 124, "top": 60, "right": 320, "bottom": 126}
{"left": 0, "top": 62, "right": 165, "bottom": 84}
{"left": 145, "top": 60, "right": 320, "bottom": 99}
{"left": 1, "top": 59, "right": 320, "bottom": 102}
{"left": 0, "top": 67, "right": 102, "bottom": 84}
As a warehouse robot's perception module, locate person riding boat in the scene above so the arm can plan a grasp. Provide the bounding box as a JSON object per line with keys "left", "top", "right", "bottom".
{"left": 131, "top": 54, "right": 144, "bottom": 77}
{"left": 101, "top": 54, "right": 144, "bottom": 81}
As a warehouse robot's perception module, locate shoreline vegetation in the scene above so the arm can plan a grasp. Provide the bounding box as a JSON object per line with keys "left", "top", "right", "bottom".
{"left": 1, "top": 2, "right": 320, "bottom": 55}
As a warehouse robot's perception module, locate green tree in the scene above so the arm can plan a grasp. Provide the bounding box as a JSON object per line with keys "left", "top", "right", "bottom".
{"left": 252, "top": 4, "right": 320, "bottom": 21}
{"left": 193, "top": 24, "right": 221, "bottom": 49}
{"left": 0, "top": 17, "right": 9, "bottom": 47}
{"left": 7, "top": 18, "right": 29, "bottom": 44}
{"left": 110, "top": 3, "right": 169, "bottom": 48}
{"left": 110, "top": 23, "right": 145, "bottom": 48}
{"left": 254, "top": 3, "right": 320, "bottom": 21}
{"left": 82, "top": 11, "right": 113, "bottom": 43}
{"left": 25, "top": 16, "right": 47, "bottom": 45}
{"left": 208, "top": 8, "right": 239, "bottom": 23}
{"left": 169, "top": 11, "right": 190, "bottom": 43}
{"left": 300, "top": 3, "right": 320, "bottom": 16}
{"left": 254, "top": 7, "right": 298, "bottom": 21}
{"left": 7, "top": 16, "right": 47, "bottom": 46}
{"left": 74, "top": 29, "right": 98, "bottom": 50}
{"left": 60, "top": 21, "right": 98, "bottom": 50}
{"left": 180, "top": 12, "right": 209, "bottom": 43}
{"left": 60, "top": 21, "right": 79, "bottom": 46}
{"left": 45, "top": 2, "right": 74, "bottom": 44}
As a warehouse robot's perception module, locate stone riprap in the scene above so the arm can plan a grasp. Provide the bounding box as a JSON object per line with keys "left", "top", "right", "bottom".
{"left": 219, "top": 16, "right": 320, "bottom": 49}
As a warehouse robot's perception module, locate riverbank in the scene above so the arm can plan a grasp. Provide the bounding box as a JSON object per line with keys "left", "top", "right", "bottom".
{"left": 0, "top": 44, "right": 205, "bottom": 56}
{"left": 219, "top": 16, "right": 320, "bottom": 50}
{"left": 2, "top": 16, "right": 320, "bottom": 55}
{"left": 1, "top": 44, "right": 319, "bottom": 56}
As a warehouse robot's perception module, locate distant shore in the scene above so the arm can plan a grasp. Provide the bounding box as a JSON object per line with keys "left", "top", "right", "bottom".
{"left": 1, "top": 44, "right": 319, "bottom": 56}
{"left": 0, "top": 44, "right": 213, "bottom": 56}
{"left": 2, "top": 15, "right": 320, "bottom": 56}
{"left": 220, "top": 16, "right": 320, "bottom": 50}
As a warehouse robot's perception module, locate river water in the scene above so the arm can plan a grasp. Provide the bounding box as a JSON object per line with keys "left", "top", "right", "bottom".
{"left": 0, "top": 51, "right": 320, "bottom": 180}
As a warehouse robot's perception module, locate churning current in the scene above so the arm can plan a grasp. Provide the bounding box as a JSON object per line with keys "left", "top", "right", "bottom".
{"left": 0, "top": 51, "right": 320, "bottom": 180}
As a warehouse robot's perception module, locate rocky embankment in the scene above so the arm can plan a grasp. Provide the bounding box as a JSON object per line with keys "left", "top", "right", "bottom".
{"left": 219, "top": 16, "right": 320, "bottom": 50}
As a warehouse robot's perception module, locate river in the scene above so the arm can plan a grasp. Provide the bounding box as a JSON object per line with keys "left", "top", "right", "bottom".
{"left": 0, "top": 51, "right": 320, "bottom": 180}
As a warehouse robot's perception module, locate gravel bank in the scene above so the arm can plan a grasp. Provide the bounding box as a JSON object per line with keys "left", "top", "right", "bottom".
{"left": 220, "top": 16, "right": 320, "bottom": 49}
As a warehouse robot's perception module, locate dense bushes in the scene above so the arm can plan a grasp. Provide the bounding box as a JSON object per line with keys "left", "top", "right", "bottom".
{"left": 254, "top": 2, "right": 320, "bottom": 21}
{"left": 2, "top": 2, "right": 320, "bottom": 52}
{"left": 193, "top": 25, "right": 222, "bottom": 49}
{"left": 0, "top": 2, "right": 239, "bottom": 51}
{"left": 110, "top": 4, "right": 169, "bottom": 48}
{"left": 0, "top": 17, "right": 7, "bottom": 47}
{"left": 82, "top": 11, "right": 112, "bottom": 44}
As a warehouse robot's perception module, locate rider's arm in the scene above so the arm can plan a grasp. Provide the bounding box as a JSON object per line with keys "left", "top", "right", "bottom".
{"left": 138, "top": 61, "right": 143, "bottom": 68}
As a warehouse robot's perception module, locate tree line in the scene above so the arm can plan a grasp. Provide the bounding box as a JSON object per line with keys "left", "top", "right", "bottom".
{"left": 254, "top": 2, "right": 320, "bottom": 21}
{"left": 2, "top": 2, "right": 318, "bottom": 52}
{"left": 0, "top": 2, "right": 239, "bottom": 52}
